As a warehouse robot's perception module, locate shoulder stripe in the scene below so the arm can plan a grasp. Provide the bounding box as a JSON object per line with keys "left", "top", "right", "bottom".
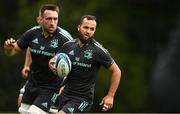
{"left": 94, "top": 42, "right": 108, "bottom": 54}
{"left": 58, "top": 27, "right": 73, "bottom": 41}
{"left": 30, "top": 26, "right": 40, "bottom": 30}
{"left": 63, "top": 39, "right": 76, "bottom": 45}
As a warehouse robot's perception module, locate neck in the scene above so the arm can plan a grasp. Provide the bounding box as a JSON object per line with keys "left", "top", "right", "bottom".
{"left": 42, "top": 32, "right": 50, "bottom": 38}
{"left": 42, "top": 28, "right": 52, "bottom": 38}
{"left": 78, "top": 40, "right": 85, "bottom": 48}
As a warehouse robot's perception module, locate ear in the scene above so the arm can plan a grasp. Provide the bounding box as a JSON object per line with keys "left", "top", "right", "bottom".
{"left": 77, "top": 25, "right": 80, "bottom": 31}
{"left": 36, "top": 16, "right": 42, "bottom": 25}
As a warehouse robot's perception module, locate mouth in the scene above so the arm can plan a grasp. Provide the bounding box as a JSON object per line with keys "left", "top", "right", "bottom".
{"left": 49, "top": 27, "right": 56, "bottom": 31}
{"left": 84, "top": 34, "right": 90, "bottom": 38}
{"left": 50, "top": 26, "right": 55, "bottom": 29}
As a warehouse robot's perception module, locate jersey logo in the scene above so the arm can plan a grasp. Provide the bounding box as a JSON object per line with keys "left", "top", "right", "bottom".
{"left": 69, "top": 50, "right": 74, "bottom": 55}
{"left": 40, "top": 46, "right": 45, "bottom": 50}
{"left": 32, "top": 38, "right": 39, "bottom": 44}
{"left": 50, "top": 39, "right": 58, "bottom": 48}
{"left": 84, "top": 50, "right": 93, "bottom": 59}
{"left": 67, "top": 107, "right": 74, "bottom": 113}
{"left": 75, "top": 57, "right": 80, "bottom": 61}
{"left": 41, "top": 102, "right": 48, "bottom": 108}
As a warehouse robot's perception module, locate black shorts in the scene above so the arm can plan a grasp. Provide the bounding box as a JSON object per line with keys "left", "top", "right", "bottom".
{"left": 58, "top": 93, "right": 93, "bottom": 113}
{"left": 22, "top": 85, "right": 59, "bottom": 112}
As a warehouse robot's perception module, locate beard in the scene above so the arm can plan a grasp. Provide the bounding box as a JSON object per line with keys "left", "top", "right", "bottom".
{"left": 78, "top": 33, "right": 93, "bottom": 44}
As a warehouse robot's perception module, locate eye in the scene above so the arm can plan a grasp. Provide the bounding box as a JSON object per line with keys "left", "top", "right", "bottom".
{"left": 90, "top": 28, "right": 95, "bottom": 31}
{"left": 83, "top": 26, "right": 89, "bottom": 29}
{"left": 46, "top": 17, "right": 52, "bottom": 20}
{"left": 46, "top": 17, "right": 58, "bottom": 21}
{"left": 53, "top": 18, "right": 58, "bottom": 21}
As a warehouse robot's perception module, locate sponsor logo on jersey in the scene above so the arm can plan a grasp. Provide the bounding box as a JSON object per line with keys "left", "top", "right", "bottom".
{"left": 31, "top": 48, "right": 56, "bottom": 57}
{"left": 72, "top": 61, "right": 91, "bottom": 68}
{"left": 40, "top": 46, "right": 45, "bottom": 50}
{"left": 75, "top": 57, "right": 80, "bottom": 61}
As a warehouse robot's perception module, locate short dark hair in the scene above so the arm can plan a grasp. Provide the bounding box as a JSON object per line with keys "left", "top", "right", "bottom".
{"left": 39, "top": 4, "right": 59, "bottom": 16}
{"left": 79, "top": 15, "right": 96, "bottom": 25}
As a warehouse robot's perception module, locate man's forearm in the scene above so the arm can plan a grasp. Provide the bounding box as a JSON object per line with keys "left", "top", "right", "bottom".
{"left": 107, "top": 71, "right": 121, "bottom": 97}
{"left": 24, "top": 47, "right": 32, "bottom": 67}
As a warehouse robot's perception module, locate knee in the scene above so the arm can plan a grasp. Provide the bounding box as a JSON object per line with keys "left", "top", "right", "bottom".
{"left": 28, "top": 105, "right": 49, "bottom": 114}
{"left": 18, "top": 103, "right": 30, "bottom": 114}
{"left": 57, "top": 110, "right": 66, "bottom": 114}
{"left": 49, "top": 108, "right": 58, "bottom": 114}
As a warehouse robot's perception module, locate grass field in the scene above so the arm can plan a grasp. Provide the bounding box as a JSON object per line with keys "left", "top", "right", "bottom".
{"left": 0, "top": 113, "right": 18, "bottom": 114}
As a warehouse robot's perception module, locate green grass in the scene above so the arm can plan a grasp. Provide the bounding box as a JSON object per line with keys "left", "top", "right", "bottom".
{"left": 0, "top": 113, "right": 18, "bottom": 114}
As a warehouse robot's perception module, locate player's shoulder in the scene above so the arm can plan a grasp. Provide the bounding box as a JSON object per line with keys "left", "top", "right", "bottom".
{"left": 30, "top": 26, "right": 41, "bottom": 30}
{"left": 28, "top": 26, "right": 41, "bottom": 31}
{"left": 92, "top": 39, "right": 109, "bottom": 54}
{"left": 24, "top": 26, "right": 41, "bottom": 34}
{"left": 21, "top": 26, "right": 41, "bottom": 38}
{"left": 63, "top": 38, "right": 77, "bottom": 46}
{"left": 57, "top": 27, "right": 73, "bottom": 41}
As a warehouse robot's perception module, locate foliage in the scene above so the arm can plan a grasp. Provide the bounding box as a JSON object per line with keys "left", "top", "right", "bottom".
{"left": 0, "top": 0, "right": 180, "bottom": 113}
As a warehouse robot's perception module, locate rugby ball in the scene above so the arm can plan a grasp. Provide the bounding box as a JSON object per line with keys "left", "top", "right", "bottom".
{"left": 55, "top": 53, "right": 71, "bottom": 77}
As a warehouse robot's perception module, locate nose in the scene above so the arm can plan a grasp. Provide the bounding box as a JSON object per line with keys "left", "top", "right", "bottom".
{"left": 50, "top": 19, "right": 55, "bottom": 25}
{"left": 86, "top": 28, "right": 91, "bottom": 34}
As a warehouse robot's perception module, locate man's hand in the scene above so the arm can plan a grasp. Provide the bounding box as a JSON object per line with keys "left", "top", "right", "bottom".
{"left": 59, "top": 86, "right": 65, "bottom": 94}
{"left": 21, "top": 66, "right": 30, "bottom": 79}
{"left": 99, "top": 95, "right": 114, "bottom": 112}
{"left": 49, "top": 56, "right": 57, "bottom": 75}
{"left": 4, "top": 38, "right": 21, "bottom": 56}
{"left": 4, "top": 38, "right": 16, "bottom": 49}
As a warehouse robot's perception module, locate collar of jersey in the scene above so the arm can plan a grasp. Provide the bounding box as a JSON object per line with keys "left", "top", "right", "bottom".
{"left": 40, "top": 27, "right": 58, "bottom": 37}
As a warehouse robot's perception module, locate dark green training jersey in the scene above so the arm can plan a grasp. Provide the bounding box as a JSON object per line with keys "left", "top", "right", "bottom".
{"left": 60, "top": 38, "right": 114, "bottom": 101}
{"left": 17, "top": 26, "right": 73, "bottom": 91}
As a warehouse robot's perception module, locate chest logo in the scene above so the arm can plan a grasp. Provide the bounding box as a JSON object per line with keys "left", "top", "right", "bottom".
{"left": 84, "top": 50, "right": 93, "bottom": 59}
{"left": 69, "top": 50, "right": 74, "bottom": 55}
{"left": 50, "top": 39, "right": 58, "bottom": 48}
{"left": 32, "top": 38, "right": 39, "bottom": 44}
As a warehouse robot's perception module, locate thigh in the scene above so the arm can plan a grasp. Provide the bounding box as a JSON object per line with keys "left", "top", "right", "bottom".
{"left": 28, "top": 105, "right": 49, "bottom": 114}
{"left": 33, "top": 88, "right": 59, "bottom": 112}
{"left": 18, "top": 103, "right": 31, "bottom": 114}
{"left": 59, "top": 95, "right": 92, "bottom": 113}
{"left": 22, "top": 86, "right": 37, "bottom": 105}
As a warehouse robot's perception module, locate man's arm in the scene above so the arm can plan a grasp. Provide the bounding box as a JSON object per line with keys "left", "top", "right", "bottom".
{"left": 4, "top": 38, "right": 21, "bottom": 56}
{"left": 107, "top": 62, "right": 121, "bottom": 97}
{"left": 21, "top": 47, "right": 31, "bottom": 78}
{"left": 100, "top": 62, "right": 121, "bottom": 111}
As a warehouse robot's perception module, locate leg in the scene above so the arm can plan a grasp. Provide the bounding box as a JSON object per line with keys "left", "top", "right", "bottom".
{"left": 49, "top": 106, "right": 58, "bottom": 114}
{"left": 28, "top": 105, "right": 49, "bottom": 114}
{"left": 18, "top": 103, "right": 30, "bottom": 114}
{"left": 19, "top": 85, "right": 34, "bottom": 114}
{"left": 57, "top": 110, "right": 66, "bottom": 114}
{"left": 58, "top": 93, "right": 92, "bottom": 113}
{"left": 33, "top": 88, "right": 59, "bottom": 113}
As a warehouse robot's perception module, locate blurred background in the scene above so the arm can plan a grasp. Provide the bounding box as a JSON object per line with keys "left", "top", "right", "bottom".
{"left": 1, "top": 0, "right": 180, "bottom": 113}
